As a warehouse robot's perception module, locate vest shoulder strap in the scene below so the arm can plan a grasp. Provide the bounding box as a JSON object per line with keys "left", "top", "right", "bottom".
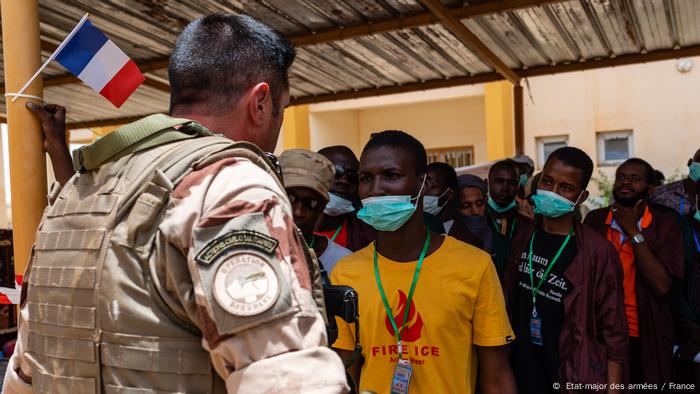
{"left": 74, "top": 114, "right": 214, "bottom": 172}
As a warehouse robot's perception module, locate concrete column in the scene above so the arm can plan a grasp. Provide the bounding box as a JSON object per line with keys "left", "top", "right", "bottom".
{"left": 282, "top": 105, "right": 310, "bottom": 150}
{"left": 484, "top": 81, "right": 515, "bottom": 161}
{"left": 1, "top": 0, "right": 47, "bottom": 277}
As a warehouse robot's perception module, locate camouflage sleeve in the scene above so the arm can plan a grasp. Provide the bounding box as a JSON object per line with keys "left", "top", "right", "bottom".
{"left": 157, "top": 156, "right": 348, "bottom": 393}
{"left": 3, "top": 304, "right": 32, "bottom": 393}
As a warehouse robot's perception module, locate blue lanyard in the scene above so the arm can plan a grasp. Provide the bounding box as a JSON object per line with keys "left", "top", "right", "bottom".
{"left": 693, "top": 228, "right": 700, "bottom": 255}
{"left": 681, "top": 199, "right": 685, "bottom": 214}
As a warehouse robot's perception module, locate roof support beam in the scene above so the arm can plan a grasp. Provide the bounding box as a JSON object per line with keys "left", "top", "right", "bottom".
{"left": 4, "top": 0, "right": 556, "bottom": 92}
{"left": 290, "top": 0, "right": 561, "bottom": 46}
{"left": 291, "top": 44, "right": 700, "bottom": 106}
{"left": 417, "top": 0, "right": 521, "bottom": 84}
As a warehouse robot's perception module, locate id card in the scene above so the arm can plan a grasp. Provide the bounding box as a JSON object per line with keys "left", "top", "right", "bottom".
{"left": 390, "top": 360, "right": 413, "bottom": 394}
{"left": 529, "top": 308, "right": 543, "bottom": 346}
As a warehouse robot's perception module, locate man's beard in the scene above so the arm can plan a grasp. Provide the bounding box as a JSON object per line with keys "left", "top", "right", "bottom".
{"left": 613, "top": 191, "right": 646, "bottom": 207}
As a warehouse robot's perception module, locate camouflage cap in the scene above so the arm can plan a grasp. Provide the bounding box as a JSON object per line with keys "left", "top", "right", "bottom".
{"left": 279, "top": 149, "right": 335, "bottom": 202}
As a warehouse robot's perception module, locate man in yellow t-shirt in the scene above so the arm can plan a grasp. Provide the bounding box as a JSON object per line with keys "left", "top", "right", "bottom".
{"left": 331, "top": 130, "right": 516, "bottom": 394}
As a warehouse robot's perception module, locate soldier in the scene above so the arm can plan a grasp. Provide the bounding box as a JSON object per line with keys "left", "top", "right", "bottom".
{"left": 4, "top": 13, "right": 348, "bottom": 393}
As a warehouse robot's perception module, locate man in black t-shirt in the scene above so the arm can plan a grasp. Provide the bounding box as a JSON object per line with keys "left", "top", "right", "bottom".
{"left": 504, "top": 147, "right": 628, "bottom": 394}
{"left": 511, "top": 231, "right": 577, "bottom": 392}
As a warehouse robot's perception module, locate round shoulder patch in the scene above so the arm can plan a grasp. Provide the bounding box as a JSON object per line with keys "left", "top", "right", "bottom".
{"left": 213, "top": 252, "right": 280, "bottom": 316}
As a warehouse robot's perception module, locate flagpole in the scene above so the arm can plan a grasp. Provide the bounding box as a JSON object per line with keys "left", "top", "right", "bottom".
{"left": 11, "top": 12, "right": 89, "bottom": 102}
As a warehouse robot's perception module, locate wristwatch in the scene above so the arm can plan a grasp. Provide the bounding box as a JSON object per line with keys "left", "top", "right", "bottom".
{"left": 631, "top": 233, "right": 645, "bottom": 245}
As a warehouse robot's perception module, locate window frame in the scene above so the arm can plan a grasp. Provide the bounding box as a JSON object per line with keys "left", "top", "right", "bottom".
{"left": 536, "top": 135, "right": 569, "bottom": 169}
{"left": 596, "top": 130, "right": 634, "bottom": 166}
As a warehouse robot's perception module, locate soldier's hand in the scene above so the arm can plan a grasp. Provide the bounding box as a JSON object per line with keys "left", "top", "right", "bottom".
{"left": 26, "top": 102, "right": 68, "bottom": 154}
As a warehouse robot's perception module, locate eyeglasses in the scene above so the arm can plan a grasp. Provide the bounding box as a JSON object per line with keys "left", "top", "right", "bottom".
{"left": 288, "top": 193, "right": 321, "bottom": 210}
{"left": 334, "top": 164, "right": 359, "bottom": 184}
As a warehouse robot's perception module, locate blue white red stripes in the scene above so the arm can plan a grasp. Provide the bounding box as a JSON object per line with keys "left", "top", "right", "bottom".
{"left": 54, "top": 19, "right": 144, "bottom": 108}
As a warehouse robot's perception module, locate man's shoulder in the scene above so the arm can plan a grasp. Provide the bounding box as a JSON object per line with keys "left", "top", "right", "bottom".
{"left": 651, "top": 180, "right": 684, "bottom": 198}
{"left": 330, "top": 244, "right": 373, "bottom": 279}
{"left": 440, "top": 236, "right": 494, "bottom": 273}
{"left": 584, "top": 207, "right": 610, "bottom": 226}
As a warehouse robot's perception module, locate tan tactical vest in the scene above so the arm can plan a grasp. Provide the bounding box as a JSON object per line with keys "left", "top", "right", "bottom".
{"left": 22, "top": 115, "right": 326, "bottom": 393}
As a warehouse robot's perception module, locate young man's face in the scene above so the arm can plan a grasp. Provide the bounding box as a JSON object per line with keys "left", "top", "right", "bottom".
{"left": 488, "top": 167, "right": 519, "bottom": 206}
{"left": 359, "top": 146, "right": 423, "bottom": 200}
{"left": 286, "top": 187, "right": 326, "bottom": 234}
{"left": 426, "top": 168, "right": 454, "bottom": 206}
{"left": 613, "top": 162, "right": 651, "bottom": 207}
{"left": 323, "top": 150, "right": 359, "bottom": 202}
{"left": 458, "top": 187, "right": 485, "bottom": 217}
{"left": 538, "top": 158, "right": 587, "bottom": 204}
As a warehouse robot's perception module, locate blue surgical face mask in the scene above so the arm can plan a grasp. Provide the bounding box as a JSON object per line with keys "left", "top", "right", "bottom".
{"left": 423, "top": 188, "right": 449, "bottom": 216}
{"left": 357, "top": 176, "right": 426, "bottom": 232}
{"left": 532, "top": 189, "right": 582, "bottom": 218}
{"left": 520, "top": 174, "right": 529, "bottom": 187}
{"left": 689, "top": 162, "right": 700, "bottom": 182}
{"left": 324, "top": 193, "right": 355, "bottom": 217}
{"left": 487, "top": 196, "right": 517, "bottom": 213}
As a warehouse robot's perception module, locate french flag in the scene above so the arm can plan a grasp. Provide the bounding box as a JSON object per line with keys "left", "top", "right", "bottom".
{"left": 55, "top": 19, "right": 144, "bottom": 108}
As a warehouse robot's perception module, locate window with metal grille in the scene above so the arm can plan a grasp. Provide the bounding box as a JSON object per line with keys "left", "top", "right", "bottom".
{"left": 426, "top": 146, "right": 474, "bottom": 168}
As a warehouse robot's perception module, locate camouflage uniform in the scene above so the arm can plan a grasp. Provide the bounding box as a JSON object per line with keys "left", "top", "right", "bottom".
{"left": 3, "top": 115, "right": 348, "bottom": 393}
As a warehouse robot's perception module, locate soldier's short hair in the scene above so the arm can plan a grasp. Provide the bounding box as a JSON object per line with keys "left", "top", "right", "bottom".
{"left": 169, "top": 14, "right": 295, "bottom": 115}
{"left": 362, "top": 130, "right": 427, "bottom": 175}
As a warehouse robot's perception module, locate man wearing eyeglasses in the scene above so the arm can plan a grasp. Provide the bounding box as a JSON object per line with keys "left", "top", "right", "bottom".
{"left": 316, "top": 146, "right": 376, "bottom": 251}
{"left": 280, "top": 149, "right": 351, "bottom": 280}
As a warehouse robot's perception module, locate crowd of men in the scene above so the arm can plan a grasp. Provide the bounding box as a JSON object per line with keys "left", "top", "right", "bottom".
{"left": 283, "top": 131, "right": 699, "bottom": 393}
{"left": 4, "top": 11, "right": 700, "bottom": 394}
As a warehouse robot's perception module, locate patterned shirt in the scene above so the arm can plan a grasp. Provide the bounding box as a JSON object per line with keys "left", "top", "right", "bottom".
{"left": 650, "top": 180, "right": 693, "bottom": 215}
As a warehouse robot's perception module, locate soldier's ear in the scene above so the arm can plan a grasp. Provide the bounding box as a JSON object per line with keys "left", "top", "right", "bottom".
{"left": 248, "top": 82, "right": 272, "bottom": 126}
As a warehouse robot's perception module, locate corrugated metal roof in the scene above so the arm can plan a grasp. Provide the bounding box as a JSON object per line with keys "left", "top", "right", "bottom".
{"left": 0, "top": 0, "right": 698, "bottom": 128}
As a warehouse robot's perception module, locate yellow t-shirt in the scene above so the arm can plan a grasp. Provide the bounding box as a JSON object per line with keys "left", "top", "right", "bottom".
{"left": 331, "top": 235, "right": 514, "bottom": 394}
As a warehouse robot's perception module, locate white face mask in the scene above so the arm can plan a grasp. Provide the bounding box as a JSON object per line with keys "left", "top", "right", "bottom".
{"left": 323, "top": 193, "right": 355, "bottom": 216}
{"left": 423, "top": 188, "right": 449, "bottom": 216}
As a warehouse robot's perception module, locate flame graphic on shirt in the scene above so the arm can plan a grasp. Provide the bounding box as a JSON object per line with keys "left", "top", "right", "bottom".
{"left": 385, "top": 290, "right": 424, "bottom": 342}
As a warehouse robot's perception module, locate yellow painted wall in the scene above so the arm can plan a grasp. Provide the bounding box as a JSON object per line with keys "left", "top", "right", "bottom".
{"left": 309, "top": 97, "right": 487, "bottom": 163}
{"left": 310, "top": 110, "right": 361, "bottom": 155}
{"left": 282, "top": 105, "right": 310, "bottom": 150}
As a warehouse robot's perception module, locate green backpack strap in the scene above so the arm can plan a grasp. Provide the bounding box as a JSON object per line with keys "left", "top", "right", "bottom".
{"left": 74, "top": 114, "right": 214, "bottom": 172}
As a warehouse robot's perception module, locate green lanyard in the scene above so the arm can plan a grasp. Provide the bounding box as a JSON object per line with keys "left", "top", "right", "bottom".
{"left": 308, "top": 235, "right": 315, "bottom": 248}
{"left": 491, "top": 216, "right": 517, "bottom": 239}
{"left": 527, "top": 228, "right": 573, "bottom": 310}
{"left": 374, "top": 231, "right": 431, "bottom": 360}
{"left": 330, "top": 225, "right": 343, "bottom": 242}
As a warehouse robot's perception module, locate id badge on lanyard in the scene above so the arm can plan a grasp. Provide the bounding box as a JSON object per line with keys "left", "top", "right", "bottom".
{"left": 391, "top": 359, "right": 413, "bottom": 394}
{"left": 529, "top": 304, "right": 543, "bottom": 346}
{"left": 527, "top": 228, "right": 573, "bottom": 347}
{"left": 375, "top": 233, "right": 431, "bottom": 394}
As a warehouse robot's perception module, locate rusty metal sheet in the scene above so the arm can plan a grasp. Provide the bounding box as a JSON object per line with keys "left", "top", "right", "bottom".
{"left": 356, "top": 33, "right": 441, "bottom": 81}
{"left": 628, "top": 0, "right": 674, "bottom": 51}
{"left": 672, "top": 0, "right": 700, "bottom": 47}
{"left": 331, "top": 38, "right": 417, "bottom": 84}
{"left": 419, "top": 24, "right": 492, "bottom": 74}
{"left": 511, "top": 6, "right": 579, "bottom": 65}
{"left": 305, "top": 43, "right": 390, "bottom": 87}
{"left": 470, "top": 12, "right": 549, "bottom": 68}
{"left": 586, "top": 0, "right": 641, "bottom": 55}
{"left": 386, "top": 28, "right": 463, "bottom": 78}
{"left": 294, "top": 47, "right": 372, "bottom": 91}
{"left": 546, "top": 1, "right": 609, "bottom": 59}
